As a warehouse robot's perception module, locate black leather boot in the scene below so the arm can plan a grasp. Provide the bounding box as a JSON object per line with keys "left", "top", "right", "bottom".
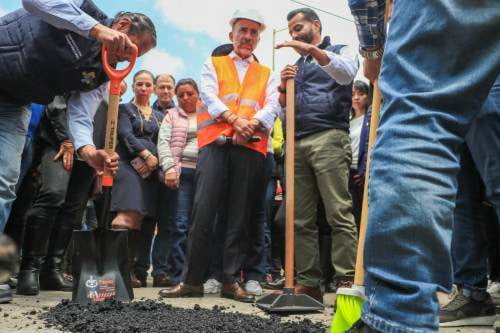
{"left": 128, "top": 230, "right": 142, "bottom": 288}
{"left": 39, "top": 221, "right": 73, "bottom": 291}
{"left": 17, "top": 218, "right": 51, "bottom": 296}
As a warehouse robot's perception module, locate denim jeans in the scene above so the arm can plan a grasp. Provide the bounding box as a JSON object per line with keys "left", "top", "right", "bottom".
{"left": 0, "top": 103, "right": 30, "bottom": 232}
{"left": 361, "top": 1, "right": 500, "bottom": 332}
{"left": 166, "top": 167, "right": 195, "bottom": 284}
{"left": 452, "top": 77, "right": 500, "bottom": 292}
{"left": 135, "top": 186, "right": 171, "bottom": 278}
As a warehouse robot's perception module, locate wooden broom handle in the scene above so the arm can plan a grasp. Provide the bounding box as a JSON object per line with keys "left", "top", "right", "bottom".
{"left": 284, "top": 78, "right": 295, "bottom": 289}
{"left": 354, "top": 79, "right": 382, "bottom": 286}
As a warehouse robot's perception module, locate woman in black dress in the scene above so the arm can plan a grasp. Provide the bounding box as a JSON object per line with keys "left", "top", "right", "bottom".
{"left": 110, "top": 70, "right": 163, "bottom": 287}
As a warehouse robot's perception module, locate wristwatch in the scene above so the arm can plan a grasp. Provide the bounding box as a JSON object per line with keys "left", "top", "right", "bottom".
{"left": 359, "top": 47, "right": 384, "bottom": 59}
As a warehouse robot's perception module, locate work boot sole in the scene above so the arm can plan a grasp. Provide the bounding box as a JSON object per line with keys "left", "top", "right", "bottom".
{"left": 440, "top": 315, "right": 496, "bottom": 327}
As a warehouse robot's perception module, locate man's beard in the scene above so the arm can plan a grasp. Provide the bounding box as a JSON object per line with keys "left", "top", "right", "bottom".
{"left": 296, "top": 30, "right": 314, "bottom": 44}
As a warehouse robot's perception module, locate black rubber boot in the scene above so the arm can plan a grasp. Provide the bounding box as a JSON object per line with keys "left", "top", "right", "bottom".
{"left": 39, "top": 221, "right": 73, "bottom": 291}
{"left": 17, "top": 218, "right": 51, "bottom": 296}
{"left": 128, "top": 230, "right": 142, "bottom": 288}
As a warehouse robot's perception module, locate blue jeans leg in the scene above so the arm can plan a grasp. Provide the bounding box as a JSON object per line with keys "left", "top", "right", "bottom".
{"left": 151, "top": 187, "right": 171, "bottom": 277}
{"left": 361, "top": 1, "right": 500, "bottom": 332}
{"left": 452, "top": 145, "right": 488, "bottom": 291}
{"left": 466, "top": 76, "right": 500, "bottom": 217}
{"left": 166, "top": 167, "right": 195, "bottom": 284}
{"left": 0, "top": 103, "right": 30, "bottom": 232}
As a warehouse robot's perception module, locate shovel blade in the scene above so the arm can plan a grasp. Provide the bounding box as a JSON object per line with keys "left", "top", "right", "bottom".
{"left": 72, "top": 229, "right": 133, "bottom": 304}
{"left": 256, "top": 289, "right": 324, "bottom": 313}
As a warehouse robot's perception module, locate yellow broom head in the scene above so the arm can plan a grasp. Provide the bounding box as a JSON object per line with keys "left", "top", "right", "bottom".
{"left": 330, "top": 286, "right": 365, "bottom": 333}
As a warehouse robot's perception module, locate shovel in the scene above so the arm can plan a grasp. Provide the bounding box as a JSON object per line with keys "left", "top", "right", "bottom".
{"left": 256, "top": 79, "right": 324, "bottom": 313}
{"left": 72, "top": 45, "right": 138, "bottom": 304}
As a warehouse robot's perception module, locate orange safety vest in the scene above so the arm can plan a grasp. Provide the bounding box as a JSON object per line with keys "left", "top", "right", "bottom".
{"left": 197, "top": 55, "right": 270, "bottom": 156}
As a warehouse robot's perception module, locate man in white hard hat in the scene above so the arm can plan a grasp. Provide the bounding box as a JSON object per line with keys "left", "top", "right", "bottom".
{"left": 159, "top": 8, "right": 279, "bottom": 302}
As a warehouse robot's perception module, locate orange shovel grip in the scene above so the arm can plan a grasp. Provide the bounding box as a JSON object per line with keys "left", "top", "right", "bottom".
{"left": 101, "top": 44, "right": 138, "bottom": 95}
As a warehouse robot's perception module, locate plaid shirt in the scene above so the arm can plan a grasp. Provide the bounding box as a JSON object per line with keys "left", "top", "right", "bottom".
{"left": 348, "top": 0, "right": 386, "bottom": 49}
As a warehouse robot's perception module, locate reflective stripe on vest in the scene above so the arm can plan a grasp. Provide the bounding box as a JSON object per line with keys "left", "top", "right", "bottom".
{"left": 197, "top": 55, "right": 270, "bottom": 156}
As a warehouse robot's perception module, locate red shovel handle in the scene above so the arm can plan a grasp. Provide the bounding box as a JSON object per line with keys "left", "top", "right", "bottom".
{"left": 101, "top": 44, "right": 138, "bottom": 95}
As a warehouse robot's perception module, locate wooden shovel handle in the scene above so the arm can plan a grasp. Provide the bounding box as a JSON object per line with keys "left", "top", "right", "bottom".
{"left": 284, "top": 78, "right": 295, "bottom": 289}
{"left": 354, "top": 79, "right": 382, "bottom": 286}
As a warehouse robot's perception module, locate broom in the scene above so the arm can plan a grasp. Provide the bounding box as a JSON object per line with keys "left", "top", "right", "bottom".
{"left": 330, "top": 79, "right": 382, "bottom": 333}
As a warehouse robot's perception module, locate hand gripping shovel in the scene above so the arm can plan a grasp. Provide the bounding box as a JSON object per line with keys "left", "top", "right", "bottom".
{"left": 256, "top": 79, "right": 324, "bottom": 313}
{"left": 331, "top": 80, "right": 383, "bottom": 332}
{"left": 72, "top": 45, "right": 138, "bottom": 304}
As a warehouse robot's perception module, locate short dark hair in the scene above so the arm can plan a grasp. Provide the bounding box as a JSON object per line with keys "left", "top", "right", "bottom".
{"left": 175, "top": 78, "right": 199, "bottom": 95}
{"left": 154, "top": 74, "right": 176, "bottom": 86}
{"left": 353, "top": 80, "right": 369, "bottom": 95}
{"left": 113, "top": 12, "right": 157, "bottom": 47}
{"left": 133, "top": 69, "right": 154, "bottom": 83}
{"left": 287, "top": 8, "right": 322, "bottom": 34}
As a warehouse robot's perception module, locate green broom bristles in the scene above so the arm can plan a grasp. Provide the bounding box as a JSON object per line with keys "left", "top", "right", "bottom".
{"left": 330, "top": 293, "right": 364, "bottom": 333}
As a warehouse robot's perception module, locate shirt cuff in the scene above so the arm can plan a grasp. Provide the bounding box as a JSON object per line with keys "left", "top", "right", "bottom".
{"left": 253, "top": 110, "right": 273, "bottom": 129}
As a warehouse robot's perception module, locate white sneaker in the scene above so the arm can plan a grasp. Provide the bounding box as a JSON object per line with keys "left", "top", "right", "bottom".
{"left": 487, "top": 281, "right": 500, "bottom": 303}
{"left": 203, "top": 278, "right": 222, "bottom": 294}
{"left": 244, "top": 280, "right": 263, "bottom": 296}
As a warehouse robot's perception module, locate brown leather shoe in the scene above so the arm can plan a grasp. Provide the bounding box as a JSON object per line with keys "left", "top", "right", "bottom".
{"left": 153, "top": 274, "right": 175, "bottom": 288}
{"left": 158, "top": 283, "right": 203, "bottom": 298}
{"left": 294, "top": 283, "right": 323, "bottom": 303}
{"left": 221, "top": 282, "right": 255, "bottom": 303}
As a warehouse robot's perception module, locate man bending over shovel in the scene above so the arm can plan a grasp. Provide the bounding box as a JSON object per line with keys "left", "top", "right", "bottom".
{"left": 0, "top": 0, "right": 156, "bottom": 303}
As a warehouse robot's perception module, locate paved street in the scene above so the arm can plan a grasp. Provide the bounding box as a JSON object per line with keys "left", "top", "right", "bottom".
{"left": 0, "top": 286, "right": 495, "bottom": 332}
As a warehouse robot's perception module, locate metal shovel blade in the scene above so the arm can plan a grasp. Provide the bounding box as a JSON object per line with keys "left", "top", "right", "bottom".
{"left": 256, "top": 288, "right": 325, "bottom": 313}
{"left": 72, "top": 228, "right": 133, "bottom": 304}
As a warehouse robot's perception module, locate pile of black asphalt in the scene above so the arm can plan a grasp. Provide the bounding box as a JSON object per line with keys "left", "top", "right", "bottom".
{"left": 40, "top": 299, "right": 327, "bottom": 332}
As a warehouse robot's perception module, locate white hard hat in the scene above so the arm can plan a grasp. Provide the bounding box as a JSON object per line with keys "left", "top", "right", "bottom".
{"left": 229, "top": 9, "right": 266, "bottom": 32}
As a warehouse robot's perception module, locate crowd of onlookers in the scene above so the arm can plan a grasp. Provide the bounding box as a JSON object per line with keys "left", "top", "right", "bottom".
{"left": 0, "top": 1, "right": 499, "bottom": 332}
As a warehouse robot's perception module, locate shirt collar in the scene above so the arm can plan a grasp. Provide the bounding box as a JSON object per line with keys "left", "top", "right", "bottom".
{"left": 229, "top": 51, "right": 255, "bottom": 64}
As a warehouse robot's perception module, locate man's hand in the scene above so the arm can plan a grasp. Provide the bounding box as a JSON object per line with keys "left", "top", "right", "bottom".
{"left": 90, "top": 23, "right": 136, "bottom": 62}
{"left": 280, "top": 65, "right": 297, "bottom": 90}
{"left": 232, "top": 133, "right": 249, "bottom": 146}
{"left": 233, "top": 117, "right": 254, "bottom": 140}
{"left": 353, "top": 174, "right": 365, "bottom": 189}
{"left": 276, "top": 40, "right": 311, "bottom": 55}
{"left": 53, "top": 140, "right": 74, "bottom": 171}
{"left": 363, "top": 58, "right": 382, "bottom": 83}
{"left": 164, "top": 168, "right": 179, "bottom": 189}
{"left": 79, "top": 145, "right": 119, "bottom": 175}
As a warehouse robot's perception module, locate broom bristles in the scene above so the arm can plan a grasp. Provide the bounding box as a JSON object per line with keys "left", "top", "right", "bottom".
{"left": 330, "top": 294, "right": 364, "bottom": 333}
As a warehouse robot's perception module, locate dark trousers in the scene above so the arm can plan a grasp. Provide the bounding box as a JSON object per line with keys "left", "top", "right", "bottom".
{"left": 242, "top": 153, "right": 275, "bottom": 281}
{"left": 135, "top": 186, "right": 171, "bottom": 279}
{"left": 348, "top": 169, "right": 364, "bottom": 228}
{"left": 185, "top": 143, "right": 265, "bottom": 285}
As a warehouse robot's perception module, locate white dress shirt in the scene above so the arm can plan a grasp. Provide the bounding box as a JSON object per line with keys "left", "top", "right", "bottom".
{"left": 200, "top": 51, "right": 280, "bottom": 129}
{"left": 303, "top": 44, "right": 358, "bottom": 85}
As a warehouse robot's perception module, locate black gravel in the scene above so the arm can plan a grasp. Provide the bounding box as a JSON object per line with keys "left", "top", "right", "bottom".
{"left": 39, "top": 299, "right": 326, "bottom": 332}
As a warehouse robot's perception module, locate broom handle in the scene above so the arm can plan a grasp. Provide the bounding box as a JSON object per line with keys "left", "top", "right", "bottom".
{"left": 284, "top": 78, "right": 295, "bottom": 289}
{"left": 354, "top": 79, "right": 382, "bottom": 286}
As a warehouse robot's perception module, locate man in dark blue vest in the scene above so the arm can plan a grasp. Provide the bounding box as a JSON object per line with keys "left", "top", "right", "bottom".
{"left": 276, "top": 7, "right": 359, "bottom": 303}
{"left": 0, "top": 0, "right": 156, "bottom": 303}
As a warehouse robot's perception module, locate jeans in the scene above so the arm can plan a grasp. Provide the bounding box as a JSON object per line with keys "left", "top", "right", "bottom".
{"left": 361, "top": 1, "right": 500, "bottom": 332}
{"left": 17, "top": 135, "right": 34, "bottom": 193}
{"left": 451, "top": 146, "right": 488, "bottom": 291}
{"left": 0, "top": 103, "right": 30, "bottom": 232}
{"left": 452, "top": 78, "right": 500, "bottom": 291}
{"left": 135, "top": 186, "right": 170, "bottom": 278}
{"left": 166, "top": 167, "right": 195, "bottom": 284}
